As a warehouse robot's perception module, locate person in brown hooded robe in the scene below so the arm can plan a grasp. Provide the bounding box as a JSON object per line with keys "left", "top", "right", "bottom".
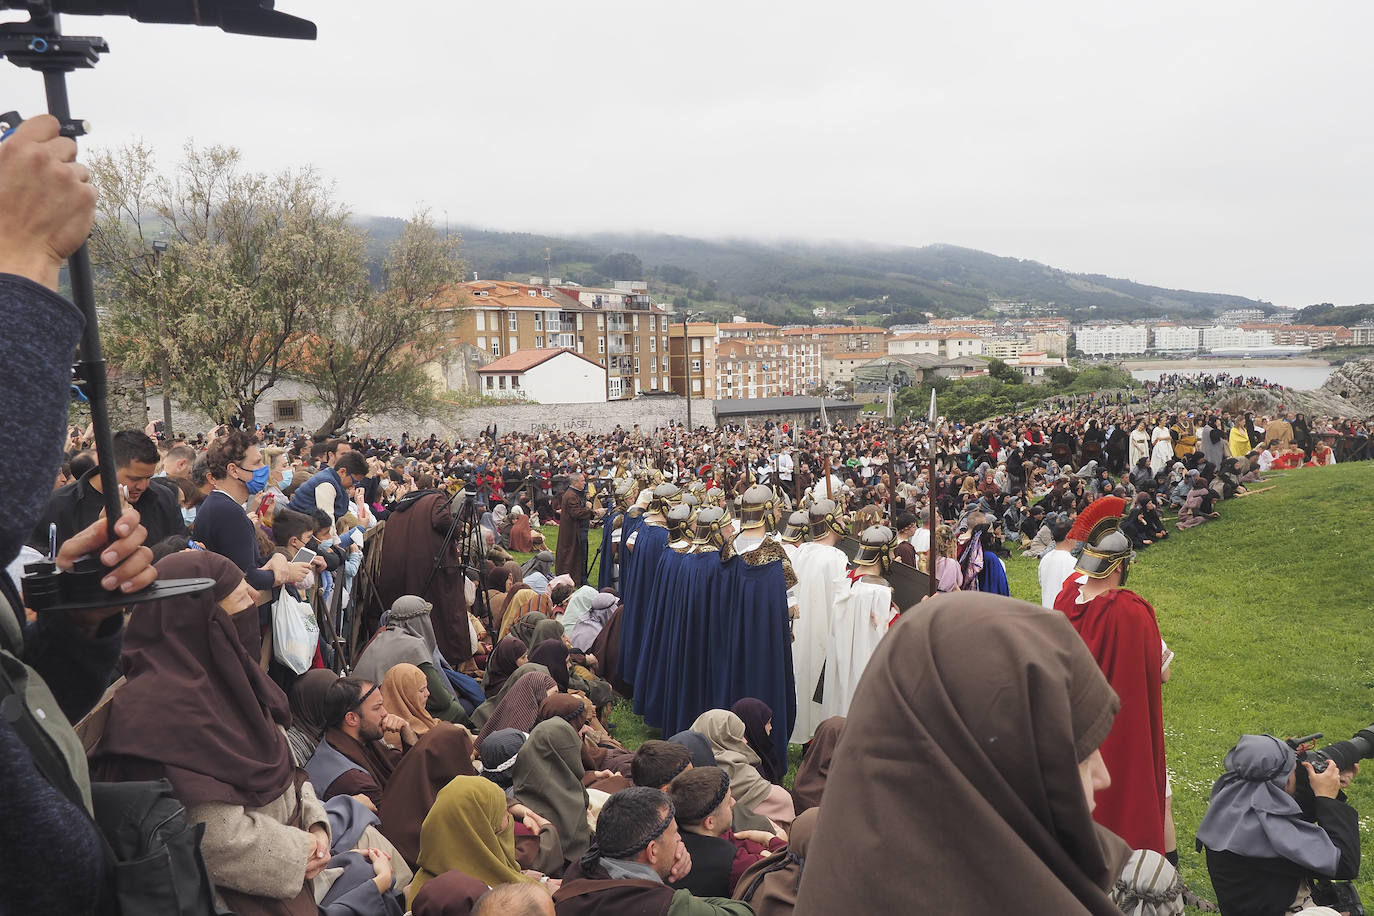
{"left": 374, "top": 489, "right": 473, "bottom": 666}
{"left": 795, "top": 593, "right": 1133, "bottom": 916}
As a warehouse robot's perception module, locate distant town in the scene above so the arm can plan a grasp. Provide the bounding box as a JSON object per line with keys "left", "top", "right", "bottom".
{"left": 420, "top": 280, "right": 1374, "bottom": 406}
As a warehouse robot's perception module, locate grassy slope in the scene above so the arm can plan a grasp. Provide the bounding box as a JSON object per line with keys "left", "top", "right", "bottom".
{"left": 1006, "top": 463, "right": 1374, "bottom": 903}
{"left": 525, "top": 465, "right": 1374, "bottom": 903}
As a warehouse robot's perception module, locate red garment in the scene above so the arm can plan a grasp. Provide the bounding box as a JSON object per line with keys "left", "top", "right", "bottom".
{"left": 1053, "top": 578, "right": 1166, "bottom": 853}
{"left": 725, "top": 829, "right": 787, "bottom": 890}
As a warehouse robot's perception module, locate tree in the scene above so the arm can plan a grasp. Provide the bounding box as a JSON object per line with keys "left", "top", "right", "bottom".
{"left": 986, "top": 358, "right": 1024, "bottom": 384}
{"left": 596, "top": 251, "right": 642, "bottom": 281}
{"left": 89, "top": 142, "right": 362, "bottom": 426}
{"left": 296, "top": 213, "right": 464, "bottom": 439}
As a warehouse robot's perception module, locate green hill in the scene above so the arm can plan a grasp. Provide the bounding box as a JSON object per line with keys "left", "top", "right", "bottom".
{"left": 352, "top": 217, "right": 1273, "bottom": 323}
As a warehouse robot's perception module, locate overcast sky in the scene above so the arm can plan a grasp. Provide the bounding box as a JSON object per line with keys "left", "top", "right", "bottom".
{"left": 8, "top": 1, "right": 1372, "bottom": 308}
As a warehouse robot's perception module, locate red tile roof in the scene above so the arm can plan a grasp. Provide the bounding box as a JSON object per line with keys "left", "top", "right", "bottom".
{"left": 475, "top": 347, "right": 603, "bottom": 374}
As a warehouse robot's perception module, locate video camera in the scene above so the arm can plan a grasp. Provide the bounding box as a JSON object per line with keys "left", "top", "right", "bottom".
{"left": 1287, "top": 725, "right": 1374, "bottom": 774}
{"left": 0, "top": 0, "right": 315, "bottom": 40}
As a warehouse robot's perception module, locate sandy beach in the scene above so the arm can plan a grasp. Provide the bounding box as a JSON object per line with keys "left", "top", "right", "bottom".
{"left": 1119, "top": 357, "right": 1331, "bottom": 370}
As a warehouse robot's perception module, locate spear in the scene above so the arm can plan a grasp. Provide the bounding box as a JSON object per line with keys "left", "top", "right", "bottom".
{"left": 927, "top": 387, "right": 938, "bottom": 598}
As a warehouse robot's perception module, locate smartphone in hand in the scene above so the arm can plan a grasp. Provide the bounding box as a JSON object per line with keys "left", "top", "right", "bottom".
{"left": 291, "top": 547, "right": 316, "bottom": 564}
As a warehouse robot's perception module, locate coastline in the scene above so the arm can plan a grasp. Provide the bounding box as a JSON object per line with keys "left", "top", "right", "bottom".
{"left": 1118, "top": 357, "right": 1331, "bottom": 370}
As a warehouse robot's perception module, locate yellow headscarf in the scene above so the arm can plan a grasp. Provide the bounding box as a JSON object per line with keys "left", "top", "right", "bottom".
{"left": 379, "top": 663, "right": 437, "bottom": 736}
{"left": 408, "top": 776, "right": 534, "bottom": 906}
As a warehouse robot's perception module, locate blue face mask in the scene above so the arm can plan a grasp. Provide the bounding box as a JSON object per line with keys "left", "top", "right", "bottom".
{"left": 280, "top": 468, "right": 294, "bottom": 489}
{"left": 181, "top": 507, "right": 196, "bottom": 526}
{"left": 244, "top": 464, "right": 271, "bottom": 495}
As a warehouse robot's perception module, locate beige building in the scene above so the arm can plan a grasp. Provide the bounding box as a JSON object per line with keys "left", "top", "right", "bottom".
{"left": 824, "top": 352, "right": 885, "bottom": 383}
{"left": 781, "top": 325, "right": 886, "bottom": 361}
{"left": 437, "top": 279, "right": 675, "bottom": 401}
{"left": 888, "top": 329, "right": 986, "bottom": 359}
{"left": 666, "top": 321, "right": 719, "bottom": 398}
{"left": 714, "top": 337, "right": 822, "bottom": 399}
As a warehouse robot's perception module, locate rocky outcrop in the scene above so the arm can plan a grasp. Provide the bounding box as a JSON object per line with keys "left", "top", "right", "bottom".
{"left": 1321, "top": 359, "right": 1374, "bottom": 413}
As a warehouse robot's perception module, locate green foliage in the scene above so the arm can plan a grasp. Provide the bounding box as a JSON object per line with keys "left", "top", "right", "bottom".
{"left": 1294, "top": 302, "right": 1374, "bottom": 327}
{"left": 893, "top": 363, "right": 1136, "bottom": 422}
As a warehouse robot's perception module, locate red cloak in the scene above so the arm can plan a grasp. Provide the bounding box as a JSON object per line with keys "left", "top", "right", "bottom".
{"left": 1054, "top": 577, "right": 1167, "bottom": 853}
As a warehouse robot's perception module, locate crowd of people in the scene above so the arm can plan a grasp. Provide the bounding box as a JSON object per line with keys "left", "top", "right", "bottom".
{"left": 1141, "top": 371, "right": 1290, "bottom": 397}
{"left": 3, "top": 114, "right": 1371, "bottom": 916}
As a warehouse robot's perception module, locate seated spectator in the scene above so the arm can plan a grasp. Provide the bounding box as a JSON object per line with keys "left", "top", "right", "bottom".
{"left": 484, "top": 637, "right": 531, "bottom": 698}
{"left": 476, "top": 670, "right": 560, "bottom": 744}
{"left": 668, "top": 766, "right": 785, "bottom": 898}
{"left": 306, "top": 676, "right": 418, "bottom": 805}
{"left": 512, "top": 718, "right": 592, "bottom": 867}
{"left": 355, "top": 595, "right": 470, "bottom": 725}
{"left": 90, "top": 552, "right": 399, "bottom": 913}
{"left": 795, "top": 593, "right": 1156, "bottom": 914}
{"left": 691, "top": 710, "right": 795, "bottom": 830}
{"left": 790, "top": 716, "right": 843, "bottom": 814}
{"left": 552, "top": 786, "right": 751, "bottom": 915}
{"left": 475, "top": 883, "right": 556, "bottom": 916}
{"left": 731, "top": 698, "right": 784, "bottom": 785}
{"left": 377, "top": 724, "right": 477, "bottom": 867}
{"left": 632, "top": 740, "right": 694, "bottom": 790}
{"left": 380, "top": 663, "right": 439, "bottom": 737}
{"left": 522, "top": 550, "right": 556, "bottom": 595}
{"left": 287, "top": 668, "right": 340, "bottom": 767}
{"left": 734, "top": 808, "right": 818, "bottom": 916}
{"left": 410, "top": 870, "right": 488, "bottom": 916}
{"left": 408, "top": 776, "right": 544, "bottom": 907}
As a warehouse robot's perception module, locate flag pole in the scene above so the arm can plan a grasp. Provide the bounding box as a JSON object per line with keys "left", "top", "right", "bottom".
{"left": 927, "top": 387, "right": 938, "bottom": 598}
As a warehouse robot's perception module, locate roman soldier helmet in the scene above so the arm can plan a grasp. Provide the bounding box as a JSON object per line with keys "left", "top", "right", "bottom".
{"left": 780, "top": 510, "right": 810, "bottom": 544}
{"left": 1070, "top": 496, "right": 1134, "bottom": 583}
{"left": 666, "top": 503, "right": 695, "bottom": 542}
{"left": 807, "top": 498, "right": 847, "bottom": 540}
{"left": 650, "top": 482, "right": 683, "bottom": 515}
{"left": 612, "top": 477, "right": 636, "bottom": 509}
{"left": 739, "top": 484, "right": 776, "bottom": 530}
{"left": 703, "top": 485, "right": 726, "bottom": 506}
{"left": 680, "top": 491, "right": 701, "bottom": 510}
{"left": 690, "top": 505, "right": 733, "bottom": 551}
{"left": 854, "top": 524, "right": 898, "bottom": 575}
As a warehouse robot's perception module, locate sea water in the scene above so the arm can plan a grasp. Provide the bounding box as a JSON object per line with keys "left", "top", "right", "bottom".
{"left": 1130, "top": 365, "right": 1334, "bottom": 391}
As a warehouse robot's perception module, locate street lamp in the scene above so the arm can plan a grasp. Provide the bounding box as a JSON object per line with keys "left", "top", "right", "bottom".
{"left": 151, "top": 240, "right": 173, "bottom": 440}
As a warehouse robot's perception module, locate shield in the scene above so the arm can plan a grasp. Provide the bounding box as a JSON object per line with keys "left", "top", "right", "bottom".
{"left": 837, "top": 535, "right": 930, "bottom": 611}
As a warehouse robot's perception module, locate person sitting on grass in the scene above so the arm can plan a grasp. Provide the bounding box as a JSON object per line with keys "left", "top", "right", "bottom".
{"left": 667, "top": 766, "right": 785, "bottom": 898}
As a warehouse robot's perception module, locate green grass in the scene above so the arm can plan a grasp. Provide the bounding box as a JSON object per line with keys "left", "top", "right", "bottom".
{"left": 1005, "top": 463, "right": 1374, "bottom": 906}
{"left": 527, "top": 467, "right": 1374, "bottom": 908}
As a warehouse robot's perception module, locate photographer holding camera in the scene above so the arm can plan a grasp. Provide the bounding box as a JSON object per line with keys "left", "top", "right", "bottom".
{"left": 1197, "top": 734, "right": 1361, "bottom": 916}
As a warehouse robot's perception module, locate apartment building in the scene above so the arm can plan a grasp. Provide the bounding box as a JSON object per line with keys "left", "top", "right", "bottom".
{"left": 666, "top": 322, "right": 719, "bottom": 398}
{"left": 439, "top": 279, "right": 676, "bottom": 401}
{"left": 1201, "top": 326, "right": 1274, "bottom": 349}
{"left": 888, "top": 330, "right": 986, "bottom": 359}
{"left": 1151, "top": 325, "right": 1201, "bottom": 352}
{"left": 1073, "top": 325, "right": 1149, "bottom": 356}
{"left": 714, "top": 337, "right": 822, "bottom": 399}
{"left": 780, "top": 325, "right": 886, "bottom": 360}
{"left": 1263, "top": 324, "right": 1352, "bottom": 347}
{"left": 717, "top": 321, "right": 781, "bottom": 341}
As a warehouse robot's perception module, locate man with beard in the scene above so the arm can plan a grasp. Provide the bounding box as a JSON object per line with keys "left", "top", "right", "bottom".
{"left": 306, "top": 676, "right": 417, "bottom": 805}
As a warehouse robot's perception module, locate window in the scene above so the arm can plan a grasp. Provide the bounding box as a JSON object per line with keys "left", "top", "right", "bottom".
{"left": 633, "top": 315, "right": 639, "bottom": 330}
{"left": 634, "top": 338, "right": 640, "bottom": 353}
{"left": 509, "top": 336, "right": 517, "bottom": 354}
{"left": 486, "top": 376, "right": 494, "bottom": 389}
{"left": 651, "top": 376, "right": 659, "bottom": 390}
{"left": 691, "top": 358, "right": 702, "bottom": 372}
{"left": 650, "top": 335, "right": 656, "bottom": 352}
{"left": 596, "top": 315, "right": 604, "bottom": 330}
{"left": 609, "top": 378, "right": 622, "bottom": 399}
{"left": 598, "top": 338, "right": 606, "bottom": 354}
{"left": 512, "top": 375, "right": 520, "bottom": 388}
{"left": 476, "top": 312, "right": 486, "bottom": 331}
{"left": 477, "top": 336, "right": 487, "bottom": 350}
{"left": 534, "top": 313, "right": 543, "bottom": 331}
{"left": 692, "top": 379, "right": 702, "bottom": 394}
{"left": 273, "top": 399, "right": 301, "bottom": 422}
{"left": 535, "top": 336, "right": 544, "bottom": 348}
{"left": 634, "top": 379, "right": 642, "bottom": 395}
{"left": 634, "top": 357, "right": 640, "bottom": 373}
{"left": 508, "top": 313, "right": 518, "bottom": 331}
{"left": 577, "top": 338, "right": 584, "bottom": 354}
{"left": 492, "top": 340, "right": 501, "bottom": 356}
{"left": 691, "top": 338, "right": 702, "bottom": 353}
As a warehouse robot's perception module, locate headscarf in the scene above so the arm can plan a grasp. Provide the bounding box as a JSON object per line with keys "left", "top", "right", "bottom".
{"left": 377, "top": 723, "right": 477, "bottom": 866}
{"left": 410, "top": 870, "right": 489, "bottom": 916}
{"left": 478, "top": 728, "right": 528, "bottom": 790}
{"left": 521, "top": 549, "right": 555, "bottom": 581}
{"left": 476, "top": 670, "right": 559, "bottom": 745}
{"left": 791, "top": 716, "right": 844, "bottom": 813}
{"left": 91, "top": 552, "right": 294, "bottom": 808}
{"left": 387, "top": 594, "right": 448, "bottom": 669}
{"left": 537, "top": 693, "right": 589, "bottom": 731}
{"left": 731, "top": 698, "right": 783, "bottom": 784}
{"left": 1195, "top": 734, "right": 1341, "bottom": 874}
{"left": 510, "top": 608, "right": 548, "bottom": 647}
{"left": 528, "top": 639, "right": 570, "bottom": 693}
{"left": 794, "top": 593, "right": 1130, "bottom": 916}
{"left": 567, "top": 592, "right": 619, "bottom": 652}
{"left": 529, "top": 617, "right": 565, "bottom": 649}
{"left": 353, "top": 606, "right": 434, "bottom": 687}
{"left": 668, "top": 730, "right": 717, "bottom": 768}
{"left": 1110, "top": 849, "right": 1183, "bottom": 916}
{"left": 561, "top": 585, "right": 600, "bottom": 630}
{"left": 690, "top": 710, "right": 773, "bottom": 810}
{"left": 409, "top": 776, "right": 533, "bottom": 907}
{"left": 289, "top": 668, "right": 339, "bottom": 747}
{"left": 470, "top": 662, "right": 550, "bottom": 731}
{"left": 380, "top": 663, "right": 438, "bottom": 736}
{"left": 482, "top": 636, "right": 528, "bottom": 698}
{"left": 734, "top": 807, "right": 818, "bottom": 915}
{"left": 513, "top": 718, "right": 591, "bottom": 862}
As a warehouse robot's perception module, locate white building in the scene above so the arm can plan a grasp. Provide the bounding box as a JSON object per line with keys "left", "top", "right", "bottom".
{"left": 1151, "top": 325, "right": 1201, "bottom": 352}
{"left": 475, "top": 348, "right": 607, "bottom": 403}
{"left": 1201, "top": 326, "right": 1275, "bottom": 349}
{"left": 1073, "top": 325, "right": 1149, "bottom": 356}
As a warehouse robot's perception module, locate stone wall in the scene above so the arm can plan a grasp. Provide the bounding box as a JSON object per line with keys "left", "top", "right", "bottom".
{"left": 144, "top": 379, "right": 711, "bottom": 439}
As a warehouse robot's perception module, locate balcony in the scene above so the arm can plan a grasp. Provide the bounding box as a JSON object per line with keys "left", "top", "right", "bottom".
{"left": 608, "top": 342, "right": 630, "bottom": 355}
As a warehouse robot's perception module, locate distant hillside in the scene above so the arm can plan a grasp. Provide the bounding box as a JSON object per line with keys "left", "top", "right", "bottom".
{"left": 352, "top": 217, "right": 1272, "bottom": 323}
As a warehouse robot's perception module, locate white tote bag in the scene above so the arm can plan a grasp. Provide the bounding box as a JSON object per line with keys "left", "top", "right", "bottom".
{"left": 271, "top": 588, "right": 319, "bottom": 674}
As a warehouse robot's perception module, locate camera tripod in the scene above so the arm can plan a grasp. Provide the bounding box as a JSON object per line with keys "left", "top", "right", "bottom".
{"left": 421, "top": 487, "right": 492, "bottom": 635}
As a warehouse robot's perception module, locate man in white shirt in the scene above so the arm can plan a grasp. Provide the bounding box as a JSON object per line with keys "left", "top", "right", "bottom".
{"left": 1037, "top": 514, "right": 1078, "bottom": 608}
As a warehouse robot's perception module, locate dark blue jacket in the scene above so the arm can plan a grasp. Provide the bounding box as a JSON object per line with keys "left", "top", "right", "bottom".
{"left": 289, "top": 465, "right": 350, "bottom": 521}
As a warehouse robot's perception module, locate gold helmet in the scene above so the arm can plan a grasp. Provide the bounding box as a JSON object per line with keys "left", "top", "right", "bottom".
{"left": 807, "top": 498, "right": 847, "bottom": 540}
{"left": 780, "top": 510, "right": 810, "bottom": 544}
{"left": 739, "top": 484, "right": 777, "bottom": 531}
{"left": 854, "top": 524, "right": 898, "bottom": 575}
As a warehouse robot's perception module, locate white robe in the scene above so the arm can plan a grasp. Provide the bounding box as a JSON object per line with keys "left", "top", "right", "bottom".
{"left": 822, "top": 571, "right": 894, "bottom": 722}
{"left": 789, "top": 542, "right": 849, "bottom": 743}
{"left": 1149, "top": 426, "right": 1174, "bottom": 474}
